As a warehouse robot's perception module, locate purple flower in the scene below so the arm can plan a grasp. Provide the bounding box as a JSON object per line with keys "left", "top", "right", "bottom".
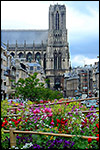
{"left": 81, "top": 130, "right": 84, "bottom": 133}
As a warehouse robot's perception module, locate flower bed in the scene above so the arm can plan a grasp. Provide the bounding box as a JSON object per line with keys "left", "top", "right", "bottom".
{"left": 1, "top": 98, "right": 99, "bottom": 149}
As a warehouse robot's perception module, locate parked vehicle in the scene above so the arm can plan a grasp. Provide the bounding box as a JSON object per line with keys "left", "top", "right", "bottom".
{"left": 85, "top": 99, "right": 99, "bottom": 108}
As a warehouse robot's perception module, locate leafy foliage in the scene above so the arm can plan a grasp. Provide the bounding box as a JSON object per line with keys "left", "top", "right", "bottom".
{"left": 14, "top": 72, "right": 63, "bottom": 102}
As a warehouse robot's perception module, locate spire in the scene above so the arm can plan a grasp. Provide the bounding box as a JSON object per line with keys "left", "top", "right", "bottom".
{"left": 33, "top": 41, "right": 35, "bottom": 47}
{"left": 24, "top": 40, "right": 26, "bottom": 47}
{"left": 7, "top": 40, "right": 9, "bottom": 49}
{"left": 16, "top": 40, "right": 17, "bottom": 47}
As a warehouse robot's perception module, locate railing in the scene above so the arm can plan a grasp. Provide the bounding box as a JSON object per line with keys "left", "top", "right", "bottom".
{"left": 3, "top": 97, "right": 99, "bottom": 118}
{"left": 3, "top": 97, "right": 99, "bottom": 148}
{"left": 4, "top": 128, "right": 98, "bottom": 148}
{"left": 30, "top": 97, "right": 99, "bottom": 107}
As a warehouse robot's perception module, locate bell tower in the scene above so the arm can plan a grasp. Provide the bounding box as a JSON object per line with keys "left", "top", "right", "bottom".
{"left": 46, "top": 3, "right": 70, "bottom": 90}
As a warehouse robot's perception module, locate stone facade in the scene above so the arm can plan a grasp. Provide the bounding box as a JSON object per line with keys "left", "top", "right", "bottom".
{"left": 46, "top": 4, "right": 70, "bottom": 90}
{"left": 1, "top": 4, "right": 70, "bottom": 90}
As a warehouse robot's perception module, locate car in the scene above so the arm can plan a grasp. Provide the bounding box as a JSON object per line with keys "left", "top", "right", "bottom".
{"left": 81, "top": 100, "right": 86, "bottom": 105}
{"left": 8, "top": 99, "right": 20, "bottom": 103}
{"left": 85, "top": 99, "right": 99, "bottom": 108}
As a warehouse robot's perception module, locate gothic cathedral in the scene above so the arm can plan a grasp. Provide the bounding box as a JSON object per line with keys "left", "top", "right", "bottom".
{"left": 1, "top": 4, "right": 70, "bottom": 90}
{"left": 46, "top": 4, "right": 70, "bottom": 89}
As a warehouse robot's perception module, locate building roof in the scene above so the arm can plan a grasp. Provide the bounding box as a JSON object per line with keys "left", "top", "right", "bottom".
{"left": 1, "top": 42, "right": 7, "bottom": 50}
{"left": 1, "top": 30, "right": 48, "bottom": 44}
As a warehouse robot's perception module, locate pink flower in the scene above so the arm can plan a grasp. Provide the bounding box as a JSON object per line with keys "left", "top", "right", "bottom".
{"left": 33, "top": 110, "right": 36, "bottom": 114}
{"left": 48, "top": 113, "right": 52, "bottom": 117}
{"left": 41, "top": 109, "right": 45, "bottom": 113}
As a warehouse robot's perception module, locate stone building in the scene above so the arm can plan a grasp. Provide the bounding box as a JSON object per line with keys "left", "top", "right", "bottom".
{"left": 1, "top": 3, "right": 70, "bottom": 90}
{"left": 1, "top": 42, "right": 30, "bottom": 99}
{"left": 92, "top": 61, "right": 99, "bottom": 96}
{"left": 64, "top": 65, "right": 93, "bottom": 97}
{"left": 1, "top": 43, "right": 8, "bottom": 99}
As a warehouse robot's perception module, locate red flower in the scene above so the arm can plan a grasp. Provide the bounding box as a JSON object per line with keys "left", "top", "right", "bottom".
{"left": 96, "top": 134, "right": 99, "bottom": 137}
{"left": 61, "top": 120, "right": 65, "bottom": 124}
{"left": 56, "top": 119, "right": 60, "bottom": 123}
{"left": 61, "top": 118, "right": 64, "bottom": 121}
{"left": 56, "top": 123, "right": 58, "bottom": 126}
{"left": 82, "top": 122, "right": 84, "bottom": 125}
{"left": 4, "top": 118, "right": 7, "bottom": 121}
{"left": 96, "top": 137, "right": 99, "bottom": 142}
{"left": 96, "top": 124, "right": 99, "bottom": 129}
{"left": 65, "top": 119, "right": 68, "bottom": 122}
{"left": 5, "top": 120, "right": 8, "bottom": 124}
{"left": 17, "top": 118, "right": 21, "bottom": 122}
{"left": 25, "top": 119, "right": 27, "bottom": 122}
{"left": 2, "top": 123, "right": 4, "bottom": 127}
{"left": 88, "top": 138, "right": 92, "bottom": 143}
{"left": 50, "top": 119, "right": 54, "bottom": 125}
{"left": 59, "top": 128, "right": 61, "bottom": 131}
{"left": 84, "top": 119, "right": 87, "bottom": 123}
{"left": 66, "top": 130, "right": 69, "bottom": 133}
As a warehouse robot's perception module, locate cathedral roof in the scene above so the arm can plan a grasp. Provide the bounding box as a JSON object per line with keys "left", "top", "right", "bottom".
{"left": 1, "top": 29, "right": 48, "bottom": 45}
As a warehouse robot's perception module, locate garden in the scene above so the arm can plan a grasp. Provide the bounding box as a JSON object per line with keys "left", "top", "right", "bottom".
{"left": 1, "top": 97, "right": 99, "bottom": 149}
{"left": 1, "top": 73, "right": 99, "bottom": 149}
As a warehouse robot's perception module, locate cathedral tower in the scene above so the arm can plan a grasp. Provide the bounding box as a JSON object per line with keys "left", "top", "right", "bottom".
{"left": 46, "top": 4, "right": 70, "bottom": 90}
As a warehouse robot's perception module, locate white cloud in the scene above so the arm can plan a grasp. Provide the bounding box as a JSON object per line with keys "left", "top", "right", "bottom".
{"left": 71, "top": 55, "right": 99, "bottom": 67}
{"left": 66, "top": 5, "right": 99, "bottom": 38}
{"left": 1, "top": 1, "right": 50, "bottom": 29}
{"left": 1, "top": 1, "right": 99, "bottom": 33}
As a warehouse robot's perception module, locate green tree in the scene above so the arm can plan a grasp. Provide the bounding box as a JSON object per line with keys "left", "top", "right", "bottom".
{"left": 14, "top": 72, "right": 63, "bottom": 102}
{"left": 14, "top": 72, "right": 44, "bottom": 102}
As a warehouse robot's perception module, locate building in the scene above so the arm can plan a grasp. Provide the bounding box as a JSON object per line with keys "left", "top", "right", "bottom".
{"left": 1, "top": 3, "right": 70, "bottom": 90}
{"left": 64, "top": 72, "right": 79, "bottom": 97}
{"left": 1, "top": 42, "right": 30, "bottom": 99}
{"left": 1, "top": 42, "right": 8, "bottom": 100}
{"left": 93, "top": 61, "right": 99, "bottom": 96}
{"left": 64, "top": 65, "right": 93, "bottom": 97}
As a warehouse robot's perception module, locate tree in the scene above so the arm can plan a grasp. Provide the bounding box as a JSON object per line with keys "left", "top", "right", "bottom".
{"left": 14, "top": 72, "right": 63, "bottom": 102}
{"left": 14, "top": 72, "right": 44, "bottom": 102}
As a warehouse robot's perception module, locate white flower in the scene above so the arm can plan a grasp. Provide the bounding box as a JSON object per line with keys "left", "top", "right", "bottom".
{"left": 11, "top": 146, "right": 15, "bottom": 148}
{"left": 13, "top": 117, "right": 16, "bottom": 119}
{"left": 15, "top": 147, "right": 19, "bottom": 149}
{"left": 72, "top": 117, "right": 76, "bottom": 120}
{"left": 81, "top": 119, "right": 84, "bottom": 122}
{"left": 68, "top": 127, "right": 71, "bottom": 129}
{"left": 80, "top": 124, "right": 82, "bottom": 127}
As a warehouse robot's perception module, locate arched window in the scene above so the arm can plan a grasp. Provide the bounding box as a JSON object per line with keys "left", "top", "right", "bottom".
{"left": 58, "top": 51, "right": 62, "bottom": 69}
{"left": 10, "top": 52, "right": 15, "bottom": 57}
{"left": 19, "top": 52, "right": 24, "bottom": 58}
{"left": 56, "top": 11, "right": 59, "bottom": 30}
{"left": 43, "top": 53, "right": 46, "bottom": 71}
{"left": 35, "top": 52, "right": 41, "bottom": 64}
{"left": 26, "top": 52, "right": 32, "bottom": 62}
{"left": 54, "top": 50, "right": 57, "bottom": 69}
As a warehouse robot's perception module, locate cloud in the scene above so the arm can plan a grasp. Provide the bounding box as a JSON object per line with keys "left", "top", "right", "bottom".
{"left": 71, "top": 55, "right": 99, "bottom": 67}
{"left": 1, "top": 1, "right": 99, "bottom": 67}
{"left": 66, "top": 4, "right": 99, "bottom": 37}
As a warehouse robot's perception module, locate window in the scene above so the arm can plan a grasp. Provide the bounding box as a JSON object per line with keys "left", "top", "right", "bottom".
{"left": 19, "top": 52, "right": 24, "bottom": 58}
{"left": 30, "top": 66, "right": 33, "bottom": 70}
{"left": 54, "top": 50, "right": 57, "bottom": 69}
{"left": 56, "top": 11, "right": 59, "bottom": 30}
{"left": 37, "top": 66, "right": 40, "bottom": 70}
{"left": 58, "top": 52, "right": 62, "bottom": 69}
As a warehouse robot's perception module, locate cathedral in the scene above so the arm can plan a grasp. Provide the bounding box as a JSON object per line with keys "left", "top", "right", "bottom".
{"left": 1, "top": 3, "right": 70, "bottom": 90}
